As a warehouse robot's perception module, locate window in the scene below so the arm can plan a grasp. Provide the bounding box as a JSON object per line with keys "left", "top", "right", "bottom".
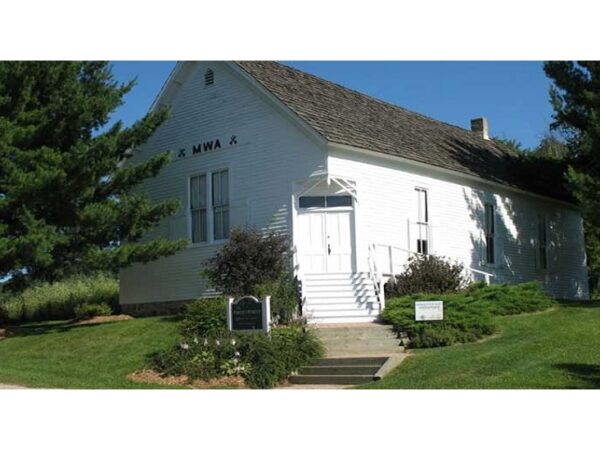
{"left": 189, "top": 169, "right": 229, "bottom": 243}
{"left": 212, "top": 170, "right": 229, "bottom": 240}
{"left": 204, "top": 68, "right": 214, "bottom": 86}
{"left": 190, "top": 175, "right": 207, "bottom": 243}
{"left": 538, "top": 214, "right": 548, "bottom": 270}
{"left": 415, "top": 188, "right": 429, "bottom": 255}
{"left": 298, "top": 195, "right": 353, "bottom": 209}
{"left": 484, "top": 203, "right": 495, "bottom": 264}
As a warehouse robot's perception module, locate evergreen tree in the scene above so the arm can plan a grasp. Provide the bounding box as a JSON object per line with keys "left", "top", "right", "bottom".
{"left": 492, "top": 137, "right": 528, "bottom": 154}
{"left": 0, "top": 62, "right": 186, "bottom": 290}
{"left": 533, "top": 134, "right": 569, "bottom": 160}
{"left": 544, "top": 61, "right": 600, "bottom": 293}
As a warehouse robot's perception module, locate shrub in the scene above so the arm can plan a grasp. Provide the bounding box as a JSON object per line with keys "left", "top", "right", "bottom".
{"left": 385, "top": 255, "right": 466, "bottom": 297}
{"left": 0, "top": 273, "right": 119, "bottom": 324}
{"left": 382, "top": 282, "right": 555, "bottom": 348}
{"left": 466, "top": 281, "right": 556, "bottom": 316}
{"left": 239, "top": 324, "right": 324, "bottom": 388}
{"left": 149, "top": 323, "right": 323, "bottom": 389}
{"left": 255, "top": 275, "right": 300, "bottom": 325}
{"left": 180, "top": 298, "right": 228, "bottom": 337}
{"left": 73, "top": 303, "right": 113, "bottom": 320}
{"left": 384, "top": 255, "right": 466, "bottom": 298}
{"left": 203, "top": 227, "right": 290, "bottom": 296}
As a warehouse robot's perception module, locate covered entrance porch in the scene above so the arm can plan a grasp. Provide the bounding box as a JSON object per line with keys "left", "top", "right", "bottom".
{"left": 292, "top": 172, "right": 382, "bottom": 323}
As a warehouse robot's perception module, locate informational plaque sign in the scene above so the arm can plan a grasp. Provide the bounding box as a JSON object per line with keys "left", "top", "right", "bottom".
{"left": 415, "top": 300, "right": 444, "bottom": 321}
{"left": 227, "top": 296, "right": 271, "bottom": 332}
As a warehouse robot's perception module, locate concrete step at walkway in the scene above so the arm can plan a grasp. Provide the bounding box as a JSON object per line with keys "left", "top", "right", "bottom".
{"left": 299, "top": 365, "right": 381, "bottom": 375}
{"left": 289, "top": 374, "right": 374, "bottom": 385}
{"left": 313, "top": 323, "right": 402, "bottom": 358}
{"left": 288, "top": 324, "right": 406, "bottom": 387}
{"left": 311, "top": 356, "right": 389, "bottom": 366}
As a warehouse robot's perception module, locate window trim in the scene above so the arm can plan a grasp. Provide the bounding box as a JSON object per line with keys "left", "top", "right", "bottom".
{"left": 189, "top": 174, "right": 208, "bottom": 244}
{"left": 483, "top": 202, "right": 496, "bottom": 266}
{"left": 188, "top": 166, "right": 230, "bottom": 247}
{"left": 415, "top": 187, "right": 430, "bottom": 255}
{"left": 212, "top": 169, "right": 230, "bottom": 242}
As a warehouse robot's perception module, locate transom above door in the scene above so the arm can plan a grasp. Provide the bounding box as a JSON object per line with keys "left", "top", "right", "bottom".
{"left": 297, "top": 195, "right": 355, "bottom": 274}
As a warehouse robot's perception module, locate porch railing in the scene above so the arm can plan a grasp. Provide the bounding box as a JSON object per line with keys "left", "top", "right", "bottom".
{"left": 371, "top": 243, "right": 495, "bottom": 285}
{"left": 368, "top": 243, "right": 386, "bottom": 310}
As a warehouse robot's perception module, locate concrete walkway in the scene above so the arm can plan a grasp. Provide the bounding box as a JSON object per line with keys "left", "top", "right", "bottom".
{"left": 0, "top": 383, "right": 26, "bottom": 389}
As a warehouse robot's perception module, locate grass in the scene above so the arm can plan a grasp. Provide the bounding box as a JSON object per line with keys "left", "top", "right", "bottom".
{"left": 362, "top": 301, "right": 600, "bottom": 389}
{"left": 0, "top": 273, "right": 119, "bottom": 324}
{"left": 0, "top": 316, "right": 181, "bottom": 388}
{"left": 2, "top": 300, "right": 600, "bottom": 389}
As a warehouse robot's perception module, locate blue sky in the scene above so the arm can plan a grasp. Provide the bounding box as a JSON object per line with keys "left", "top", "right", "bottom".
{"left": 110, "top": 61, "right": 555, "bottom": 149}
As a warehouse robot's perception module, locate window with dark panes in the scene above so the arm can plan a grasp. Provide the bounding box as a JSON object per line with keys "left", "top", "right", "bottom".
{"left": 484, "top": 203, "right": 495, "bottom": 264}
{"left": 298, "top": 196, "right": 352, "bottom": 208}
{"left": 190, "top": 175, "right": 207, "bottom": 243}
{"left": 416, "top": 188, "right": 429, "bottom": 255}
{"left": 212, "top": 170, "right": 229, "bottom": 240}
{"left": 326, "top": 195, "right": 353, "bottom": 207}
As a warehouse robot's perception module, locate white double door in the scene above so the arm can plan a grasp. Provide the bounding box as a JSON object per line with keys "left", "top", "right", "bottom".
{"left": 298, "top": 210, "right": 354, "bottom": 274}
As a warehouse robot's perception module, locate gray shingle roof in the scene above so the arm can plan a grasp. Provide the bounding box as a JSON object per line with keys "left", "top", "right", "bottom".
{"left": 235, "top": 61, "right": 566, "bottom": 201}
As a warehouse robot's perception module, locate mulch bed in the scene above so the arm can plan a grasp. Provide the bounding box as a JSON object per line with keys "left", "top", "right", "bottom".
{"left": 74, "top": 314, "right": 134, "bottom": 326}
{"left": 127, "top": 369, "right": 246, "bottom": 389}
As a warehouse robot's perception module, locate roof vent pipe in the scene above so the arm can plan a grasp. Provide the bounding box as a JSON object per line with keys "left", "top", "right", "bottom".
{"left": 471, "top": 117, "right": 489, "bottom": 140}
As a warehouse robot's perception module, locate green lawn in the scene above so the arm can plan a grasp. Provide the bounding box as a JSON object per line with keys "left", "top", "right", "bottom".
{"left": 0, "top": 317, "right": 181, "bottom": 388}
{"left": 362, "top": 301, "right": 600, "bottom": 389}
{"left": 2, "top": 302, "right": 600, "bottom": 389}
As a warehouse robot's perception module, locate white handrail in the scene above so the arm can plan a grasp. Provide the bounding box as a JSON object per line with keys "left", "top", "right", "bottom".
{"left": 368, "top": 244, "right": 385, "bottom": 310}
{"left": 372, "top": 243, "right": 495, "bottom": 285}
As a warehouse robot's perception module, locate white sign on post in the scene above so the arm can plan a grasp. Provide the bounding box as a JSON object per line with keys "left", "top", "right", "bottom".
{"left": 415, "top": 300, "right": 444, "bottom": 321}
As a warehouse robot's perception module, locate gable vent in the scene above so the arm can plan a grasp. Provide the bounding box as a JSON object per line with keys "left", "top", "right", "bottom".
{"left": 204, "top": 68, "right": 214, "bottom": 86}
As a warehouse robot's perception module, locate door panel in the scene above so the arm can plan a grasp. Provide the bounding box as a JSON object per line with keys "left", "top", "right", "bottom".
{"left": 298, "top": 211, "right": 354, "bottom": 274}
{"left": 326, "top": 212, "right": 353, "bottom": 273}
{"left": 298, "top": 213, "right": 327, "bottom": 273}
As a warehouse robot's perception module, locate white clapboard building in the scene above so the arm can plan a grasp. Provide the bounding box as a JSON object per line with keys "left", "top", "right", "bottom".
{"left": 120, "top": 61, "right": 589, "bottom": 322}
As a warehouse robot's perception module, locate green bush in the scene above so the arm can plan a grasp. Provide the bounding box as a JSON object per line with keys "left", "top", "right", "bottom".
{"left": 73, "top": 302, "right": 113, "bottom": 320}
{"left": 203, "top": 227, "right": 290, "bottom": 296}
{"left": 239, "top": 324, "right": 324, "bottom": 388}
{"left": 255, "top": 276, "right": 300, "bottom": 325}
{"left": 149, "top": 323, "right": 324, "bottom": 389}
{"left": 384, "top": 255, "right": 466, "bottom": 298}
{"left": 180, "top": 298, "right": 228, "bottom": 337}
{"left": 382, "top": 282, "right": 556, "bottom": 348}
{"left": 0, "top": 273, "right": 119, "bottom": 324}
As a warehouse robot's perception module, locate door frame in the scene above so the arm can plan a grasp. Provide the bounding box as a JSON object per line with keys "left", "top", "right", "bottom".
{"left": 295, "top": 206, "right": 357, "bottom": 274}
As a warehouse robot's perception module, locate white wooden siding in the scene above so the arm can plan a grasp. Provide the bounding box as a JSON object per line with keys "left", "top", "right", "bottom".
{"left": 120, "top": 62, "right": 327, "bottom": 304}
{"left": 121, "top": 61, "right": 589, "bottom": 305}
{"left": 328, "top": 147, "right": 589, "bottom": 299}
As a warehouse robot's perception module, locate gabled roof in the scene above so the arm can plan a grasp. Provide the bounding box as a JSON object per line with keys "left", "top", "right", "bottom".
{"left": 234, "top": 61, "right": 568, "bottom": 202}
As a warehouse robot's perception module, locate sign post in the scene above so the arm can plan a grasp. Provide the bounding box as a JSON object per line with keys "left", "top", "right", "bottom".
{"left": 227, "top": 295, "right": 271, "bottom": 332}
{"left": 414, "top": 300, "right": 444, "bottom": 321}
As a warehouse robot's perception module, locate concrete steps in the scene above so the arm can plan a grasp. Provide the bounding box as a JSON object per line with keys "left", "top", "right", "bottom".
{"left": 290, "top": 357, "right": 388, "bottom": 385}
{"left": 315, "top": 324, "right": 401, "bottom": 357}
{"left": 288, "top": 324, "right": 405, "bottom": 386}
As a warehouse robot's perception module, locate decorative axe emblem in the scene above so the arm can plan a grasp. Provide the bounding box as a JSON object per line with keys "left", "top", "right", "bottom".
{"left": 178, "top": 148, "right": 186, "bottom": 158}
{"left": 229, "top": 135, "right": 238, "bottom": 146}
